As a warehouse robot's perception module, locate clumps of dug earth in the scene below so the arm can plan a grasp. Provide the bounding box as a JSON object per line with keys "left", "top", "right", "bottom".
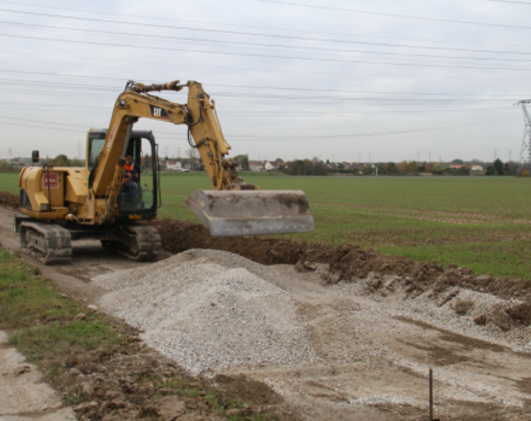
{"left": 153, "top": 218, "right": 531, "bottom": 332}
{"left": 62, "top": 345, "right": 294, "bottom": 421}
{"left": 0, "top": 191, "right": 18, "bottom": 208}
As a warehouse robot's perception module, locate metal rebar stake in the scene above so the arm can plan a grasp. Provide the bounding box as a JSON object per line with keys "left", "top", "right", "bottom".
{"left": 429, "top": 368, "right": 434, "bottom": 421}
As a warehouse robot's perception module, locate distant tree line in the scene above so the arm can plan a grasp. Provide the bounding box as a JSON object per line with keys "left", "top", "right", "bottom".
{"left": 2, "top": 153, "right": 526, "bottom": 177}
{"left": 49, "top": 154, "right": 84, "bottom": 167}
{"left": 485, "top": 158, "right": 519, "bottom": 176}
{"left": 244, "top": 157, "right": 524, "bottom": 177}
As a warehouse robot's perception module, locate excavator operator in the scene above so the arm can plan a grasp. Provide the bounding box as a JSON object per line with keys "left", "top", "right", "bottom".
{"left": 122, "top": 154, "right": 139, "bottom": 206}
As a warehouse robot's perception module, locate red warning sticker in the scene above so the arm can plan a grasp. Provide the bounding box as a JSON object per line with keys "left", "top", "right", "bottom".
{"left": 43, "top": 173, "right": 59, "bottom": 188}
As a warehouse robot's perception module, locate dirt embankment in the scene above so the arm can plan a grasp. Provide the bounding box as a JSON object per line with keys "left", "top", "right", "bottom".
{"left": 153, "top": 218, "right": 531, "bottom": 331}
{"left": 0, "top": 191, "right": 18, "bottom": 208}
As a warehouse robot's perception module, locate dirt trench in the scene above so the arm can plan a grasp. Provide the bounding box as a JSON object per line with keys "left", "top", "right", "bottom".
{"left": 4, "top": 184, "right": 531, "bottom": 331}
{"left": 153, "top": 218, "right": 531, "bottom": 331}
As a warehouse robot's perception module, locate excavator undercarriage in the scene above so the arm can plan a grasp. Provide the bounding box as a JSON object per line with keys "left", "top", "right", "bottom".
{"left": 16, "top": 215, "right": 161, "bottom": 264}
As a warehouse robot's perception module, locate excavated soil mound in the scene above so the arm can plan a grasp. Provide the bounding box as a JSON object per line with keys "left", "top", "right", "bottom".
{"left": 0, "top": 191, "right": 18, "bottom": 209}
{"left": 153, "top": 218, "right": 531, "bottom": 330}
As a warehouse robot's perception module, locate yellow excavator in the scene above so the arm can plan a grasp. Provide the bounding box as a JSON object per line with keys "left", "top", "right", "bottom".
{"left": 15, "top": 80, "right": 314, "bottom": 264}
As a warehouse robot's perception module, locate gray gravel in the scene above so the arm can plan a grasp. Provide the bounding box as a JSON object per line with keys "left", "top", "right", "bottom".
{"left": 92, "top": 250, "right": 316, "bottom": 375}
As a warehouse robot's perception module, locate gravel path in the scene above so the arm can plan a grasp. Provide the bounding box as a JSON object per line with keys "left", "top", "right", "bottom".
{"left": 93, "top": 249, "right": 531, "bottom": 420}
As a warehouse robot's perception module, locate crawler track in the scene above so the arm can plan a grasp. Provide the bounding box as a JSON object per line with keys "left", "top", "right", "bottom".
{"left": 102, "top": 224, "right": 161, "bottom": 261}
{"left": 19, "top": 221, "right": 72, "bottom": 264}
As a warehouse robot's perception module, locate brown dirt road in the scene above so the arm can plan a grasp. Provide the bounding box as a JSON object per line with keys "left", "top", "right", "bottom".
{"left": 1, "top": 198, "right": 531, "bottom": 420}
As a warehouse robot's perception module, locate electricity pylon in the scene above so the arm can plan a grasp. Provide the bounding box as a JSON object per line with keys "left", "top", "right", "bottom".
{"left": 518, "top": 99, "right": 531, "bottom": 174}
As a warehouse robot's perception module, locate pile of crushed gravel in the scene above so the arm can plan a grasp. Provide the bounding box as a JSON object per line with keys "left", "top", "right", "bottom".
{"left": 92, "top": 250, "right": 315, "bottom": 375}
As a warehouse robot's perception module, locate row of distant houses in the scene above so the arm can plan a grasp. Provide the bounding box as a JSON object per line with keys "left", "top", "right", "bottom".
{"left": 250, "top": 161, "right": 365, "bottom": 172}
{"left": 249, "top": 161, "right": 278, "bottom": 171}
{"left": 164, "top": 159, "right": 281, "bottom": 172}
{"left": 451, "top": 164, "right": 484, "bottom": 172}
{"left": 164, "top": 159, "right": 486, "bottom": 173}
{"left": 252, "top": 162, "right": 485, "bottom": 173}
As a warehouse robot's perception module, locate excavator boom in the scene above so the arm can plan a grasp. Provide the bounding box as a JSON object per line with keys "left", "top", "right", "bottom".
{"left": 104, "top": 80, "right": 314, "bottom": 237}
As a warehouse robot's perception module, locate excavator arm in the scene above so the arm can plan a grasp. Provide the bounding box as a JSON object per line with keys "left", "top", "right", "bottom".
{"left": 91, "top": 80, "right": 314, "bottom": 236}
{"left": 91, "top": 80, "right": 243, "bottom": 196}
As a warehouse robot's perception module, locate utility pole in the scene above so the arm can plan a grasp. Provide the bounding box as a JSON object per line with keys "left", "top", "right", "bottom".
{"left": 517, "top": 99, "right": 531, "bottom": 174}
{"left": 494, "top": 149, "right": 498, "bottom": 161}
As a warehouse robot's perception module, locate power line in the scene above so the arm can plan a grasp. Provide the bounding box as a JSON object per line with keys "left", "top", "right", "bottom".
{"left": 253, "top": 0, "right": 531, "bottom": 30}
{"left": 224, "top": 116, "right": 517, "bottom": 139}
{"left": 2, "top": 32, "right": 531, "bottom": 72}
{"left": 149, "top": 114, "right": 519, "bottom": 140}
{"left": 0, "top": 85, "right": 519, "bottom": 103}
{"left": 0, "top": 111, "right": 517, "bottom": 140}
{"left": 476, "top": 0, "right": 531, "bottom": 5}
{"left": 0, "top": 117, "right": 84, "bottom": 133}
{"left": 0, "top": 101, "right": 512, "bottom": 116}
{"left": 1, "top": 7, "right": 531, "bottom": 57}
{"left": 0, "top": 75, "right": 526, "bottom": 98}
{"left": 0, "top": 115, "right": 86, "bottom": 129}
{"left": 3, "top": 0, "right": 531, "bottom": 49}
{"left": 3, "top": 19, "right": 531, "bottom": 63}
{"left": 2, "top": 52, "right": 531, "bottom": 82}
{"left": 0, "top": 107, "right": 488, "bottom": 115}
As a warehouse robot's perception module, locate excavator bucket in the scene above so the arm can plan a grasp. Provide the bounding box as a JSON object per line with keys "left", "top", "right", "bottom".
{"left": 185, "top": 190, "right": 314, "bottom": 237}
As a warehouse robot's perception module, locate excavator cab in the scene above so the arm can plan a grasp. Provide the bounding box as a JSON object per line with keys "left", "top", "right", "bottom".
{"left": 88, "top": 130, "right": 158, "bottom": 219}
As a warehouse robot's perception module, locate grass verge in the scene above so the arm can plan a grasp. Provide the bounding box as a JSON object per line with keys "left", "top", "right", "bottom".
{"left": 0, "top": 248, "right": 271, "bottom": 421}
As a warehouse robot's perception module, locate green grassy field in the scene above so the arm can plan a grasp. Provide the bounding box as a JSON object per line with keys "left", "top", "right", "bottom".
{"left": 3, "top": 171, "right": 531, "bottom": 279}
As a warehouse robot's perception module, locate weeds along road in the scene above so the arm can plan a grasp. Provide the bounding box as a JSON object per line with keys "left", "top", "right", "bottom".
{"left": 1, "top": 204, "right": 531, "bottom": 421}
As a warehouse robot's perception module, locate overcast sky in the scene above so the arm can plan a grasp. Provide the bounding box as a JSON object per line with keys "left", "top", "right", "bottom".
{"left": 1, "top": 0, "right": 531, "bottom": 163}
